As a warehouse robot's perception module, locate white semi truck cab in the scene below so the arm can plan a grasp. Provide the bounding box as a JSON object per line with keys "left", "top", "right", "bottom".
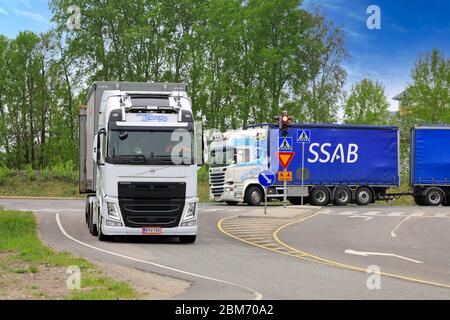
{"left": 208, "top": 127, "right": 270, "bottom": 205}
{"left": 80, "top": 82, "right": 202, "bottom": 243}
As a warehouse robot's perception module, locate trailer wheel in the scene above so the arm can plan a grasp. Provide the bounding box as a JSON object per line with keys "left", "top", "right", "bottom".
{"left": 310, "top": 187, "right": 330, "bottom": 206}
{"left": 179, "top": 235, "right": 197, "bottom": 244}
{"left": 355, "top": 187, "right": 373, "bottom": 206}
{"left": 245, "top": 185, "right": 263, "bottom": 206}
{"left": 413, "top": 196, "right": 426, "bottom": 206}
{"left": 333, "top": 187, "right": 351, "bottom": 206}
{"left": 424, "top": 187, "right": 444, "bottom": 206}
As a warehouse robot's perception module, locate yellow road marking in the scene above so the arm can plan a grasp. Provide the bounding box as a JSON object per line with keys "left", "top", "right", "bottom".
{"left": 218, "top": 213, "right": 450, "bottom": 290}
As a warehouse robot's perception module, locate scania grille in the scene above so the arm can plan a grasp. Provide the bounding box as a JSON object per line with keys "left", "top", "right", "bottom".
{"left": 118, "top": 182, "right": 186, "bottom": 228}
{"left": 209, "top": 172, "right": 225, "bottom": 185}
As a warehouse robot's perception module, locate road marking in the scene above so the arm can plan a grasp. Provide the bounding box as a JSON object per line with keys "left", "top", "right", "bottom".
{"left": 434, "top": 214, "right": 447, "bottom": 218}
{"left": 344, "top": 249, "right": 424, "bottom": 264}
{"left": 412, "top": 212, "right": 424, "bottom": 217}
{"left": 390, "top": 216, "right": 411, "bottom": 238}
{"left": 362, "top": 211, "right": 380, "bottom": 216}
{"left": 55, "top": 214, "right": 262, "bottom": 300}
{"left": 387, "top": 212, "right": 404, "bottom": 216}
{"left": 202, "top": 208, "right": 222, "bottom": 212}
{"left": 218, "top": 211, "right": 450, "bottom": 290}
{"left": 13, "top": 208, "right": 81, "bottom": 213}
{"left": 269, "top": 216, "right": 450, "bottom": 289}
{"left": 226, "top": 209, "right": 244, "bottom": 212}
{"left": 338, "top": 211, "right": 357, "bottom": 215}
{"left": 349, "top": 215, "right": 374, "bottom": 221}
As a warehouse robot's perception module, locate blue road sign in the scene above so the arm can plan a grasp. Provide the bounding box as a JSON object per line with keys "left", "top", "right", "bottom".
{"left": 279, "top": 137, "right": 293, "bottom": 151}
{"left": 258, "top": 170, "right": 276, "bottom": 187}
{"left": 297, "top": 129, "right": 311, "bottom": 143}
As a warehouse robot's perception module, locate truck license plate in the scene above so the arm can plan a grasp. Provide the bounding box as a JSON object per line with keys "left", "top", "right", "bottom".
{"left": 142, "top": 227, "right": 162, "bottom": 235}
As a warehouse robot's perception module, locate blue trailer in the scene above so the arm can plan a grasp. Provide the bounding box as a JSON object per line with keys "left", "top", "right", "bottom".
{"left": 410, "top": 125, "right": 450, "bottom": 206}
{"left": 262, "top": 124, "right": 400, "bottom": 206}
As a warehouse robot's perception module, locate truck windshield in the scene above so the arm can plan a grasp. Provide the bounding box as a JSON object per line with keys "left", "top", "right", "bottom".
{"left": 210, "top": 147, "right": 235, "bottom": 167}
{"left": 107, "top": 129, "right": 194, "bottom": 165}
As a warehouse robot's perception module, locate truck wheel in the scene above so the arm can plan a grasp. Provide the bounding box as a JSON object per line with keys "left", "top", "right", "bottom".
{"left": 413, "top": 196, "right": 425, "bottom": 206}
{"left": 333, "top": 187, "right": 351, "bottom": 206}
{"left": 97, "top": 215, "right": 111, "bottom": 241}
{"left": 88, "top": 202, "right": 98, "bottom": 236}
{"left": 225, "top": 201, "right": 239, "bottom": 206}
{"left": 424, "top": 188, "right": 444, "bottom": 206}
{"left": 355, "top": 187, "right": 373, "bottom": 206}
{"left": 179, "top": 235, "right": 196, "bottom": 244}
{"left": 245, "top": 186, "right": 263, "bottom": 206}
{"left": 310, "top": 187, "right": 330, "bottom": 206}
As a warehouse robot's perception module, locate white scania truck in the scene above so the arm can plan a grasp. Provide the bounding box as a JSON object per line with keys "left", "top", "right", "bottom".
{"left": 80, "top": 82, "right": 202, "bottom": 243}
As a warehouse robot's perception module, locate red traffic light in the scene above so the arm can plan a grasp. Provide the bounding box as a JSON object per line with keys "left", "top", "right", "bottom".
{"left": 282, "top": 115, "right": 289, "bottom": 123}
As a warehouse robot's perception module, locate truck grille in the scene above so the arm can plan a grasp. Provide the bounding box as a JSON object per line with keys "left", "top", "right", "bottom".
{"left": 118, "top": 182, "right": 185, "bottom": 228}
{"left": 209, "top": 170, "right": 226, "bottom": 197}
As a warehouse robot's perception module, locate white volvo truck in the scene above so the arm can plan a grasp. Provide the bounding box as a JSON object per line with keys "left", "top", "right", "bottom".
{"left": 80, "top": 82, "right": 202, "bottom": 243}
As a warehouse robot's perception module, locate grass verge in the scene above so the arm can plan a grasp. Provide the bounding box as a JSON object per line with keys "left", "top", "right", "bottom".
{"left": 0, "top": 209, "right": 140, "bottom": 300}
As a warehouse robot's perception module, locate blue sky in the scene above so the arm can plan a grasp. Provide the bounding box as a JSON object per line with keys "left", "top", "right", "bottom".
{"left": 0, "top": 1, "right": 449, "bottom": 111}
{"left": 302, "top": 0, "right": 450, "bottom": 110}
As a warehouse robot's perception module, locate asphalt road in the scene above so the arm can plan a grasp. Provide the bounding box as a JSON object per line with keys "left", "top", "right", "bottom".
{"left": 0, "top": 198, "right": 449, "bottom": 299}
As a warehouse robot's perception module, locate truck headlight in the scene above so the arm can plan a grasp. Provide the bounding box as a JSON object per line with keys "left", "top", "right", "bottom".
{"left": 183, "top": 203, "right": 196, "bottom": 221}
{"left": 106, "top": 202, "right": 120, "bottom": 221}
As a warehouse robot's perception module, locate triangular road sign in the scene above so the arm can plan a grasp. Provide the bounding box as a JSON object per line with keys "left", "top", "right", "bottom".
{"left": 278, "top": 152, "right": 295, "bottom": 169}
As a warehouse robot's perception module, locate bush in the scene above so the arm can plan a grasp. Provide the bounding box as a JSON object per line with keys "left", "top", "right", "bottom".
{"left": 24, "top": 164, "right": 36, "bottom": 181}
{"left": 0, "top": 166, "right": 12, "bottom": 185}
{"left": 41, "top": 167, "right": 52, "bottom": 180}
{"left": 50, "top": 161, "right": 77, "bottom": 183}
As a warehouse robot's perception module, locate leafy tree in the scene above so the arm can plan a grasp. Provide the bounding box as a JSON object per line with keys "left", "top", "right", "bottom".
{"left": 344, "top": 79, "right": 390, "bottom": 125}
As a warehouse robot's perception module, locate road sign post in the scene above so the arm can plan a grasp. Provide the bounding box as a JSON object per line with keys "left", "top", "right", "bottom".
{"left": 258, "top": 171, "right": 275, "bottom": 215}
{"left": 297, "top": 129, "right": 311, "bottom": 206}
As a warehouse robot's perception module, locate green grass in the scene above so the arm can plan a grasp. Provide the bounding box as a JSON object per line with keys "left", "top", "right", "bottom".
{"left": 0, "top": 171, "right": 80, "bottom": 198}
{"left": 0, "top": 209, "right": 140, "bottom": 300}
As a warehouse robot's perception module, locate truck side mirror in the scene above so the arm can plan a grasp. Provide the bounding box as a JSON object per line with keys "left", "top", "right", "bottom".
{"left": 93, "top": 129, "right": 106, "bottom": 165}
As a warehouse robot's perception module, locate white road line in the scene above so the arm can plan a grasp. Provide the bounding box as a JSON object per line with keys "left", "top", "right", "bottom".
{"left": 349, "top": 215, "right": 374, "bottom": 221}
{"left": 202, "top": 209, "right": 222, "bottom": 212}
{"left": 390, "top": 216, "right": 411, "bottom": 238}
{"left": 338, "top": 211, "right": 357, "bottom": 215}
{"left": 362, "top": 211, "right": 380, "bottom": 216}
{"left": 411, "top": 212, "right": 424, "bottom": 217}
{"left": 55, "top": 213, "right": 262, "bottom": 300}
{"left": 344, "top": 249, "right": 424, "bottom": 264}
{"left": 434, "top": 214, "right": 448, "bottom": 218}
{"left": 14, "top": 208, "right": 81, "bottom": 213}
{"left": 226, "top": 209, "right": 244, "bottom": 212}
{"left": 387, "top": 212, "right": 404, "bottom": 216}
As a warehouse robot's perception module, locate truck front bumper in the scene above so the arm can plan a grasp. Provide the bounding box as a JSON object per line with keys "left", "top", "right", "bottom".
{"left": 102, "top": 224, "right": 197, "bottom": 236}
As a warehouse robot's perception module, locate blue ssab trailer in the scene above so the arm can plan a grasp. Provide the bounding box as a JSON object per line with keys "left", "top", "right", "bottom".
{"left": 410, "top": 125, "right": 450, "bottom": 206}
{"left": 265, "top": 124, "right": 400, "bottom": 206}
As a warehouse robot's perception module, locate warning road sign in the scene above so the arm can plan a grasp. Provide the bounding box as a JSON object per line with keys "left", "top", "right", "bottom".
{"left": 278, "top": 171, "right": 293, "bottom": 182}
{"left": 297, "top": 130, "right": 311, "bottom": 143}
{"left": 278, "top": 152, "right": 295, "bottom": 169}
{"left": 278, "top": 137, "right": 293, "bottom": 151}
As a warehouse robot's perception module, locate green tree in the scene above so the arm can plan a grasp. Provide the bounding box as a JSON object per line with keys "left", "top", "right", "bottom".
{"left": 400, "top": 48, "right": 450, "bottom": 124}
{"left": 344, "top": 79, "right": 390, "bottom": 125}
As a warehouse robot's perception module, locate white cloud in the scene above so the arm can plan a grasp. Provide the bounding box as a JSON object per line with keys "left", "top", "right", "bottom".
{"left": 0, "top": 7, "right": 7, "bottom": 15}
{"left": 13, "top": 9, "right": 48, "bottom": 24}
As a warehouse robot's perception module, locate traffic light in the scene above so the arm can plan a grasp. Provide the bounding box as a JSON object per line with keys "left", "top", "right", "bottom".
{"left": 279, "top": 111, "right": 292, "bottom": 137}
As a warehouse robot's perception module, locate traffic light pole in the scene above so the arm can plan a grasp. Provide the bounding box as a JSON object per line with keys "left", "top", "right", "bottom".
{"left": 283, "top": 169, "right": 287, "bottom": 208}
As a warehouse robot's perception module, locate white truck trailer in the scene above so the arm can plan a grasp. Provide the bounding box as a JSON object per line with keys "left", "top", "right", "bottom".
{"left": 79, "top": 82, "right": 202, "bottom": 243}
